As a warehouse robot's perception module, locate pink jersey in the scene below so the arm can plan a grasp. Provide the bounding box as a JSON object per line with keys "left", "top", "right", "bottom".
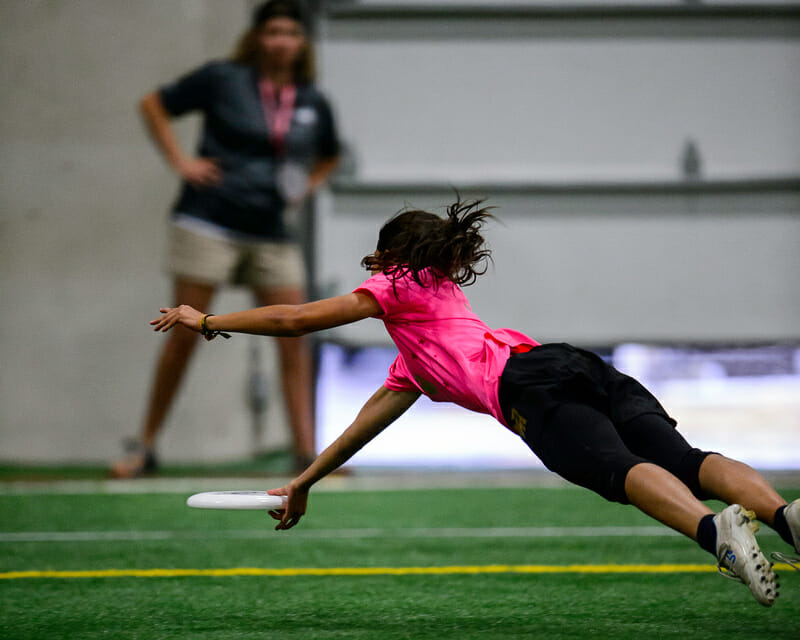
{"left": 354, "top": 269, "right": 539, "bottom": 429}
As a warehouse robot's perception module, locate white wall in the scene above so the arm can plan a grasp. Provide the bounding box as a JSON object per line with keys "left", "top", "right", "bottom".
{"left": 319, "top": 4, "right": 800, "bottom": 183}
{"left": 321, "top": 40, "right": 800, "bottom": 183}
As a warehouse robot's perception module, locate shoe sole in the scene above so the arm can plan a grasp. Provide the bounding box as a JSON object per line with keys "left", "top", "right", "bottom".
{"left": 717, "top": 507, "right": 778, "bottom": 607}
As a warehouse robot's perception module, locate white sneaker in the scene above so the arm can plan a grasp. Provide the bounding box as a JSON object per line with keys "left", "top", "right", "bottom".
{"left": 714, "top": 504, "right": 778, "bottom": 607}
{"left": 771, "top": 498, "right": 800, "bottom": 572}
{"left": 784, "top": 498, "right": 800, "bottom": 553}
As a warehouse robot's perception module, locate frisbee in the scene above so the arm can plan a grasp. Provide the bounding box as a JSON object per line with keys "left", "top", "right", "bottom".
{"left": 187, "top": 490, "right": 287, "bottom": 510}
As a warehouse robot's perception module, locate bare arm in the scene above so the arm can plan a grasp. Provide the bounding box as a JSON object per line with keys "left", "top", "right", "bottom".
{"left": 268, "top": 386, "right": 421, "bottom": 530}
{"left": 150, "top": 291, "right": 383, "bottom": 338}
{"left": 139, "top": 91, "right": 221, "bottom": 188}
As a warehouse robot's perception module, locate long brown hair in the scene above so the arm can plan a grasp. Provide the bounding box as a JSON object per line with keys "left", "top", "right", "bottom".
{"left": 362, "top": 198, "right": 495, "bottom": 288}
{"left": 231, "top": 20, "right": 315, "bottom": 83}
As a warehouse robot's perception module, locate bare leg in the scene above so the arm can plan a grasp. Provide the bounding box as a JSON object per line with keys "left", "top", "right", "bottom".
{"left": 254, "top": 287, "right": 315, "bottom": 466}
{"left": 140, "top": 279, "right": 215, "bottom": 447}
{"left": 624, "top": 462, "right": 713, "bottom": 539}
{"left": 698, "top": 453, "right": 787, "bottom": 525}
{"left": 111, "top": 279, "right": 215, "bottom": 477}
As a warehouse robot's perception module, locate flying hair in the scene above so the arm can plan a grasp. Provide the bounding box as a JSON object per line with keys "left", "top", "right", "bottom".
{"left": 361, "top": 197, "right": 495, "bottom": 288}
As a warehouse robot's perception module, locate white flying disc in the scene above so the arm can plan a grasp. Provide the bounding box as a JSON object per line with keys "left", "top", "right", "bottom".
{"left": 187, "top": 491, "right": 288, "bottom": 510}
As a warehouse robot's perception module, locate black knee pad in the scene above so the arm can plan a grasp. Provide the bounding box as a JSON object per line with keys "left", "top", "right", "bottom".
{"left": 607, "top": 461, "right": 641, "bottom": 505}
{"left": 567, "top": 457, "right": 644, "bottom": 505}
{"left": 675, "top": 448, "right": 716, "bottom": 499}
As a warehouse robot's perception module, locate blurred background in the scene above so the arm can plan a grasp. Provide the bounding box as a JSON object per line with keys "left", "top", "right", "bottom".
{"left": 1, "top": 0, "right": 799, "bottom": 473}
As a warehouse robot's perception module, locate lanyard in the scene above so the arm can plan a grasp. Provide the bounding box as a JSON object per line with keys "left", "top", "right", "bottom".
{"left": 259, "top": 79, "right": 297, "bottom": 156}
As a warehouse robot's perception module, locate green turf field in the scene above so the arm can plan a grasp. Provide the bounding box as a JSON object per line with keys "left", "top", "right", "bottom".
{"left": 1, "top": 484, "right": 797, "bottom": 639}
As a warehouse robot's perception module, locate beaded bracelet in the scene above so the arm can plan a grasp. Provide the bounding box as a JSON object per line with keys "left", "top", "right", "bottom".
{"left": 200, "top": 314, "right": 232, "bottom": 340}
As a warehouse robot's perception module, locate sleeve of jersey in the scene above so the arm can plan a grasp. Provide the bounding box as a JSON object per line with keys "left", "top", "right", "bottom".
{"left": 158, "top": 62, "right": 216, "bottom": 116}
{"left": 384, "top": 355, "right": 420, "bottom": 393}
{"left": 353, "top": 273, "right": 401, "bottom": 317}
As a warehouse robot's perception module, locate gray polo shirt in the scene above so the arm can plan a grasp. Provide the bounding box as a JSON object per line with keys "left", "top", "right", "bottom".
{"left": 160, "top": 60, "right": 339, "bottom": 240}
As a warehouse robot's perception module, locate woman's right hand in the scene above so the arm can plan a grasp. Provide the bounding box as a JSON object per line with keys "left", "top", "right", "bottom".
{"left": 150, "top": 305, "right": 206, "bottom": 335}
{"left": 267, "top": 483, "right": 308, "bottom": 531}
{"left": 175, "top": 156, "right": 222, "bottom": 189}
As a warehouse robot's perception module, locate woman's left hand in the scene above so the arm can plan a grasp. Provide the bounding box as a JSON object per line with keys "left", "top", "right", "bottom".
{"left": 150, "top": 305, "right": 206, "bottom": 336}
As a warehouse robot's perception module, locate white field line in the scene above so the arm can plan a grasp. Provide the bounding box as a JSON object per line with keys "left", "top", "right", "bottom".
{"left": 0, "top": 525, "right": 746, "bottom": 543}
{"left": 3, "top": 470, "right": 797, "bottom": 496}
{"left": 0, "top": 473, "right": 573, "bottom": 495}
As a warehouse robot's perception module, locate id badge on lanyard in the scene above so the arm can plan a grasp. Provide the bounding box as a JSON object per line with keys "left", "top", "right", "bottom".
{"left": 259, "top": 79, "right": 297, "bottom": 156}
{"left": 259, "top": 79, "right": 308, "bottom": 204}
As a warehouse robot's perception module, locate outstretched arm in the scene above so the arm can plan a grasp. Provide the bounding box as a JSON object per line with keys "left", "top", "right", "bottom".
{"left": 150, "top": 291, "right": 382, "bottom": 338}
{"left": 267, "top": 386, "right": 421, "bottom": 530}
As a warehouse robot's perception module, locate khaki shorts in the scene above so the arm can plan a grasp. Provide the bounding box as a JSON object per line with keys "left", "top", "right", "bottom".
{"left": 166, "top": 223, "right": 306, "bottom": 290}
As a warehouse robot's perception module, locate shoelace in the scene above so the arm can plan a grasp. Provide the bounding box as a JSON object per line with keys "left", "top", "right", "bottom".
{"left": 771, "top": 552, "right": 799, "bottom": 571}
{"left": 716, "top": 548, "right": 746, "bottom": 583}
{"left": 717, "top": 567, "right": 740, "bottom": 581}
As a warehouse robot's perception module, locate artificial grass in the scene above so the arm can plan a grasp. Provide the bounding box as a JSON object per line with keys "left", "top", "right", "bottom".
{"left": 1, "top": 488, "right": 798, "bottom": 639}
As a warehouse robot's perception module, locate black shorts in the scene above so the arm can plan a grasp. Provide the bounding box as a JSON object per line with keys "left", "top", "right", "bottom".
{"left": 498, "top": 343, "right": 713, "bottom": 503}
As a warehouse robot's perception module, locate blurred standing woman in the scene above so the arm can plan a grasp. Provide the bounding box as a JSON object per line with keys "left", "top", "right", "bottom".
{"left": 112, "top": 0, "right": 339, "bottom": 477}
